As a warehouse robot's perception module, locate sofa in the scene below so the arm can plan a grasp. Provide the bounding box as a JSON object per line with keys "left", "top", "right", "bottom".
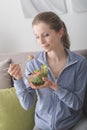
{"left": 0, "top": 49, "right": 87, "bottom": 130}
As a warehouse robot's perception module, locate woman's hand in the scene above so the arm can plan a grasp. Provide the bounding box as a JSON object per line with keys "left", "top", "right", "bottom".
{"left": 8, "top": 63, "right": 22, "bottom": 80}
{"left": 29, "top": 77, "right": 58, "bottom": 91}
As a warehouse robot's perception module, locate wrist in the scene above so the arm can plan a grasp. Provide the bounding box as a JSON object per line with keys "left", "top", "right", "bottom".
{"left": 51, "top": 83, "right": 58, "bottom": 90}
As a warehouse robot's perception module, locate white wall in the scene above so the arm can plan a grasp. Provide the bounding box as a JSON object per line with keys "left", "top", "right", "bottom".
{"left": 0, "top": 0, "right": 87, "bottom": 52}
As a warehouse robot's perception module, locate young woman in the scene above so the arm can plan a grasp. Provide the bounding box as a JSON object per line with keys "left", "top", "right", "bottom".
{"left": 8, "top": 11, "right": 87, "bottom": 130}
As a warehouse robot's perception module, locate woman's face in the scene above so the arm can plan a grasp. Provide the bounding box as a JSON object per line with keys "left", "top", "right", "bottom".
{"left": 33, "top": 22, "right": 62, "bottom": 52}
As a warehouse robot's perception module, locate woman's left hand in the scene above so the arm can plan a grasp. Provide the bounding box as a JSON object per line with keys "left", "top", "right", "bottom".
{"left": 29, "top": 77, "right": 58, "bottom": 90}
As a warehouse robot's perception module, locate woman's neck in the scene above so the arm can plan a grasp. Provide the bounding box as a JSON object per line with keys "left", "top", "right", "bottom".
{"left": 46, "top": 46, "right": 68, "bottom": 79}
{"left": 46, "top": 46, "right": 67, "bottom": 62}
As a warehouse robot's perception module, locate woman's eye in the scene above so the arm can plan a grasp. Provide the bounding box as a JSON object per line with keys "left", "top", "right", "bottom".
{"left": 36, "top": 36, "right": 39, "bottom": 39}
{"left": 43, "top": 33, "right": 49, "bottom": 37}
{"left": 35, "top": 33, "right": 49, "bottom": 39}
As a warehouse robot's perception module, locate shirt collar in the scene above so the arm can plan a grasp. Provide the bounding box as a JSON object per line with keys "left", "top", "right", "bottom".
{"left": 35, "top": 49, "right": 79, "bottom": 66}
{"left": 35, "top": 51, "right": 47, "bottom": 65}
{"left": 65, "top": 49, "right": 79, "bottom": 66}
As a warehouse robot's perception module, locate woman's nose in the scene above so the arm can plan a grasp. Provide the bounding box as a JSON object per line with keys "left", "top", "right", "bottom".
{"left": 39, "top": 37, "right": 45, "bottom": 44}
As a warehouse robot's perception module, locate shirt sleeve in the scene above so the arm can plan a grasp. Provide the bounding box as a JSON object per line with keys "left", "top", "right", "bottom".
{"left": 13, "top": 62, "right": 35, "bottom": 110}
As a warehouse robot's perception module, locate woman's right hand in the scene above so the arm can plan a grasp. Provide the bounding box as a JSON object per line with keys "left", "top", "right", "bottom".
{"left": 8, "top": 63, "right": 22, "bottom": 80}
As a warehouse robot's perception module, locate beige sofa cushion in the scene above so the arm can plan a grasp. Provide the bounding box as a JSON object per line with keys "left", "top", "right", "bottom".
{"left": 0, "top": 59, "right": 12, "bottom": 89}
{"left": 74, "top": 49, "right": 87, "bottom": 59}
{"left": 0, "top": 52, "right": 35, "bottom": 74}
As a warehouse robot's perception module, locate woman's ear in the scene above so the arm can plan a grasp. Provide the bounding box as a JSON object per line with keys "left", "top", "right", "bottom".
{"left": 58, "top": 28, "right": 64, "bottom": 38}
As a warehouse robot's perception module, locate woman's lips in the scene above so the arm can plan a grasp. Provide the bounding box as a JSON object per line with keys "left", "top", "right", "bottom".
{"left": 42, "top": 44, "right": 49, "bottom": 48}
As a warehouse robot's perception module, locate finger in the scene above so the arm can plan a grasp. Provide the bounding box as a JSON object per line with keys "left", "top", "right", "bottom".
{"left": 42, "top": 77, "right": 48, "bottom": 81}
{"left": 8, "top": 64, "right": 16, "bottom": 74}
{"left": 8, "top": 64, "right": 21, "bottom": 78}
{"left": 9, "top": 65, "right": 18, "bottom": 76}
{"left": 12, "top": 66, "right": 21, "bottom": 77}
{"left": 29, "top": 82, "right": 37, "bottom": 89}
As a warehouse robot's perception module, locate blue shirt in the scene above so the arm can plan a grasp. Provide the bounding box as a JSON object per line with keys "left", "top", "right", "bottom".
{"left": 14, "top": 49, "right": 87, "bottom": 130}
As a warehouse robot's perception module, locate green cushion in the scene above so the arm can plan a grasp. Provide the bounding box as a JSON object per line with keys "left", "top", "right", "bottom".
{"left": 0, "top": 87, "right": 35, "bottom": 130}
